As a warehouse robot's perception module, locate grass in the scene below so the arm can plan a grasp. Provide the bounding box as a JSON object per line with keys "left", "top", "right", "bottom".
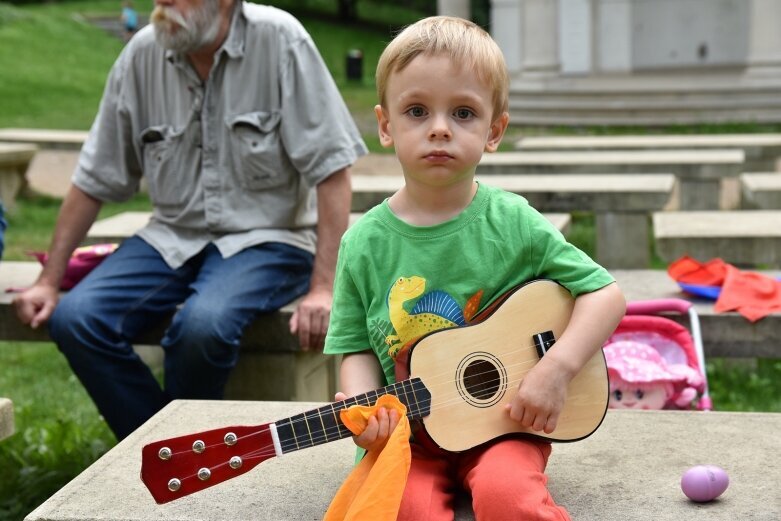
{"left": 1, "top": 1, "right": 781, "bottom": 520}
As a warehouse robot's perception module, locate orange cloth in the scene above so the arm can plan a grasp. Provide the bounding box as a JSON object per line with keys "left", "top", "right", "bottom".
{"left": 668, "top": 256, "right": 781, "bottom": 322}
{"left": 323, "top": 394, "right": 411, "bottom": 521}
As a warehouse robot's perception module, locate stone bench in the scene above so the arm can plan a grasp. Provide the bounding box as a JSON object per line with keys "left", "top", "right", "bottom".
{"left": 24, "top": 399, "right": 780, "bottom": 521}
{"left": 353, "top": 173, "right": 674, "bottom": 268}
{"left": 740, "top": 172, "right": 781, "bottom": 209}
{"left": 475, "top": 149, "right": 744, "bottom": 211}
{"left": 612, "top": 269, "right": 781, "bottom": 358}
{"left": 0, "top": 261, "right": 336, "bottom": 403}
{"left": 0, "top": 128, "right": 88, "bottom": 151}
{"left": 0, "top": 142, "right": 38, "bottom": 211}
{"left": 652, "top": 210, "right": 781, "bottom": 267}
{"left": 0, "top": 397, "right": 14, "bottom": 441}
{"left": 515, "top": 133, "right": 781, "bottom": 172}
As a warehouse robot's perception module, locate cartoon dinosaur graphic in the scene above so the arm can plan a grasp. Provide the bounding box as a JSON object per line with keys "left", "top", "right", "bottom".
{"left": 385, "top": 276, "right": 467, "bottom": 358}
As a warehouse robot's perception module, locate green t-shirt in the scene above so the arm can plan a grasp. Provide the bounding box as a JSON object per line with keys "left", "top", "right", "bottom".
{"left": 324, "top": 182, "right": 615, "bottom": 385}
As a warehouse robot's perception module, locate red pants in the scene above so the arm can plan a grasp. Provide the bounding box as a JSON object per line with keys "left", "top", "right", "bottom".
{"left": 397, "top": 437, "right": 571, "bottom": 521}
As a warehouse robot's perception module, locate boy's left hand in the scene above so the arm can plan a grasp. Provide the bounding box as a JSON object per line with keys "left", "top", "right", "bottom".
{"left": 505, "top": 361, "right": 570, "bottom": 434}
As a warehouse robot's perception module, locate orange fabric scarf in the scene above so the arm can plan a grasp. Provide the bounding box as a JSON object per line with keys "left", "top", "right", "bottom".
{"left": 668, "top": 256, "right": 781, "bottom": 322}
{"left": 323, "top": 394, "right": 411, "bottom": 521}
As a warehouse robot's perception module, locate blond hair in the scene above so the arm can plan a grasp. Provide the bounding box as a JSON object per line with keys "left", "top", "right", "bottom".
{"left": 375, "top": 16, "right": 509, "bottom": 119}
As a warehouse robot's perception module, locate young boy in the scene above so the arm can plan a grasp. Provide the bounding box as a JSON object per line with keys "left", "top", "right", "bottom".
{"left": 324, "top": 16, "right": 626, "bottom": 520}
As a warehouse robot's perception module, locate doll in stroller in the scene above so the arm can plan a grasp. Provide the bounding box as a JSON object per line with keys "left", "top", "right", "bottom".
{"left": 603, "top": 298, "right": 712, "bottom": 411}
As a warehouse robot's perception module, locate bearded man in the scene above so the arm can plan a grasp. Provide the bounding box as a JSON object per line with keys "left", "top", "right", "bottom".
{"left": 14, "top": 0, "right": 366, "bottom": 440}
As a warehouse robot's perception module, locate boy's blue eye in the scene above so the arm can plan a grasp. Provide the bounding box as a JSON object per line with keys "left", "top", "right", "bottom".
{"left": 455, "top": 108, "right": 474, "bottom": 119}
{"left": 408, "top": 107, "right": 425, "bottom": 117}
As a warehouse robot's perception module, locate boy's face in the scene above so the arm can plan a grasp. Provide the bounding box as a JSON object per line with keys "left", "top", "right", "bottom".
{"left": 375, "top": 53, "right": 508, "bottom": 187}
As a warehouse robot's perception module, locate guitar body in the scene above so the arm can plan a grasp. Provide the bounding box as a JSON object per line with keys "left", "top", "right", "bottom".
{"left": 408, "top": 279, "right": 608, "bottom": 452}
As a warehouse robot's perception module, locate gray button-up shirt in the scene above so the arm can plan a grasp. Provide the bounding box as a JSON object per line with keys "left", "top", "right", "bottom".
{"left": 73, "top": 2, "right": 367, "bottom": 268}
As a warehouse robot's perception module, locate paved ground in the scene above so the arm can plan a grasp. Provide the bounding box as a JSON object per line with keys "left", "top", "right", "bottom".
{"left": 25, "top": 150, "right": 402, "bottom": 199}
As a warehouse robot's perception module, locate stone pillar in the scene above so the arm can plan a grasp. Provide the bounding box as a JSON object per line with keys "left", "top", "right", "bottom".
{"left": 437, "top": 0, "right": 471, "bottom": 19}
{"left": 521, "top": 0, "right": 560, "bottom": 75}
{"left": 559, "top": 0, "right": 592, "bottom": 74}
{"left": 595, "top": 0, "right": 633, "bottom": 72}
{"left": 746, "top": 0, "right": 781, "bottom": 75}
{"left": 491, "top": 0, "right": 523, "bottom": 74}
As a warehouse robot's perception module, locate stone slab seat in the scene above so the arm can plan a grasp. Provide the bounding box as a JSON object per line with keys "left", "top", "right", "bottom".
{"left": 652, "top": 210, "right": 781, "bottom": 266}
{"left": 84, "top": 209, "right": 572, "bottom": 246}
{"left": 0, "top": 261, "right": 336, "bottom": 403}
{"left": 24, "top": 400, "right": 781, "bottom": 521}
{"left": 611, "top": 269, "right": 781, "bottom": 358}
{"left": 0, "top": 142, "right": 38, "bottom": 211}
{"left": 0, "top": 397, "right": 14, "bottom": 442}
{"left": 475, "top": 149, "right": 744, "bottom": 211}
{"left": 740, "top": 172, "right": 781, "bottom": 209}
{"left": 353, "top": 173, "right": 675, "bottom": 269}
{"left": 514, "top": 133, "right": 781, "bottom": 172}
{"left": 0, "top": 128, "right": 88, "bottom": 151}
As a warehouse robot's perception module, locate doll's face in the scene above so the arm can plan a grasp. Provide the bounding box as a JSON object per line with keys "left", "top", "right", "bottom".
{"left": 609, "top": 381, "right": 668, "bottom": 410}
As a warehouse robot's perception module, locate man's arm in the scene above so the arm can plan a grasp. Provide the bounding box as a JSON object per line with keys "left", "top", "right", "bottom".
{"left": 289, "top": 167, "right": 352, "bottom": 350}
{"left": 14, "top": 186, "right": 103, "bottom": 328}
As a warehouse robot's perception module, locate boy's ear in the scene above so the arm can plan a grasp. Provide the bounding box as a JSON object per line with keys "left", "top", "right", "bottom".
{"left": 375, "top": 104, "right": 394, "bottom": 148}
{"left": 485, "top": 111, "right": 510, "bottom": 153}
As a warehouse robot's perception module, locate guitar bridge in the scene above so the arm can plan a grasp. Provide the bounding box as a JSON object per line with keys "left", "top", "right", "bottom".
{"left": 533, "top": 330, "right": 556, "bottom": 359}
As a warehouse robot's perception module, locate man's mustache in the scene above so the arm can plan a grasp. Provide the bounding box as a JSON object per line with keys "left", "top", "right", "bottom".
{"left": 151, "top": 5, "right": 190, "bottom": 31}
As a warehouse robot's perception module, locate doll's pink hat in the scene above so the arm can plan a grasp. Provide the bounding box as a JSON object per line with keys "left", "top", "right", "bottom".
{"left": 604, "top": 340, "right": 690, "bottom": 384}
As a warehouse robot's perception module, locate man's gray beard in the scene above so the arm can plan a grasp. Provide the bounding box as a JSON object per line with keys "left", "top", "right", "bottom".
{"left": 153, "top": 0, "right": 222, "bottom": 54}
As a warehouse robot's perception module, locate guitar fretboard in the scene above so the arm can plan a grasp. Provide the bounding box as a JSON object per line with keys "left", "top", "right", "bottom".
{"left": 273, "top": 377, "right": 431, "bottom": 454}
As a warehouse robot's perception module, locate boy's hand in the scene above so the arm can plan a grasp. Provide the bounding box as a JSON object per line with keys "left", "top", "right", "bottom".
{"left": 334, "top": 391, "right": 401, "bottom": 452}
{"left": 505, "top": 361, "right": 570, "bottom": 434}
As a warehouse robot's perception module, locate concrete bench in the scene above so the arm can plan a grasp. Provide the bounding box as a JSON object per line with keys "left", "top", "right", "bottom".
{"left": 475, "top": 149, "right": 744, "bottom": 211}
{"left": 0, "top": 128, "right": 88, "bottom": 151}
{"left": 740, "top": 172, "right": 781, "bottom": 209}
{"left": 0, "top": 261, "right": 336, "bottom": 403}
{"left": 84, "top": 209, "right": 572, "bottom": 246}
{"left": 354, "top": 173, "right": 674, "bottom": 268}
{"left": 652, "top": 210, "right": 781, "bottom": 267}
{"left": 0, "top": 142, "right": 38, "bottom": 211}
{"left": 515, "top": 133, "right": 781, "bottom": 172}
{"left": 0, "top": 397, "right": 14, "bottom": 441}
{"left": 24, "top": 399, "right": 779, "bottom": 521}
{"left": 613, "top": 269, "right": 781, "bottom": 358}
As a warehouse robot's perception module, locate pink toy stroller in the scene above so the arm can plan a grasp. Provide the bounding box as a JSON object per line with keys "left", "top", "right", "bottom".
{"left": 603, "top": 299, "right": 712, "bottom": 411}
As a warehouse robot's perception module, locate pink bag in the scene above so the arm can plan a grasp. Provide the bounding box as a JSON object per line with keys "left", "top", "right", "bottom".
{"left": 31, "top": 243, "right": 118, "bottom": 290}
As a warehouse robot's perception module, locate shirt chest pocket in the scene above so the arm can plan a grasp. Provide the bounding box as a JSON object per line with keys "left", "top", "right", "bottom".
{"left": 227, "top": 111, "right": 288, "bottom": 190}
{"left": 140, "top": 125, "right": 190, "bottom": 211}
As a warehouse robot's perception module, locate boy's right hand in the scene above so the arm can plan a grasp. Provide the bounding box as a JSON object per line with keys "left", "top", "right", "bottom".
{"left": 13, "top": 283, "right": 60, "bottom": 329}
{"left": 334, "top": 391, "right": 401, "bottom": 452}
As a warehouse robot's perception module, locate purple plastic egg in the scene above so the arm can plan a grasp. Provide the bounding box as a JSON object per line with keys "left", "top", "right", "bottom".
{"left": 681, "top": 465, "right": 729, "bottom": 502}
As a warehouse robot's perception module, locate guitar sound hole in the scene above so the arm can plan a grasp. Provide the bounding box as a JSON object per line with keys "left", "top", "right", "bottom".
{"left": 463, "top": 360, "right": 501, "bottom": 401}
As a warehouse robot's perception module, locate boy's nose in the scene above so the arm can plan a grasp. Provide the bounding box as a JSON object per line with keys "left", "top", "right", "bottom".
{"left": 428, "top": 116, "right": 452, "bottom": 140}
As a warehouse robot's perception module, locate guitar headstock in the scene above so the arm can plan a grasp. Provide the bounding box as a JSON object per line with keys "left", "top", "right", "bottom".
{"left": 140, "top": 423, "right": 275, "bottom": 504}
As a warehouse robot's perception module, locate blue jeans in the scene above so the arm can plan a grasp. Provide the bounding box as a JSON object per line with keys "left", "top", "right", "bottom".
{"left": 49, "top": 236, "right": 313, "bottom": 440}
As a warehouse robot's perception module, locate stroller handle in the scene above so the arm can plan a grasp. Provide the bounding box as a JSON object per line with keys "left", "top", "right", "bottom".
{"left": 626, "top": 298, "right": 692, "bottom": 316}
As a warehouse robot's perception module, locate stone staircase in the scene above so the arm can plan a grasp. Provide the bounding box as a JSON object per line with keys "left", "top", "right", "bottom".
{"left": 508, "top": 69, "right": 781, "bottom": 126}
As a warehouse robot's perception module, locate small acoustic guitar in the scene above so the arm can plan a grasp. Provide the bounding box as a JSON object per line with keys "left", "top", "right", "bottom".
{"left": 140, "top": 279, "right": 609, "bottom": 504}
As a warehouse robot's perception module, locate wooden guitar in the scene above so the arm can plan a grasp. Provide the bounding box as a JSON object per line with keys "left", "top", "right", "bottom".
{"left": 140, "top": 279, "right": 609, "bottom": 504}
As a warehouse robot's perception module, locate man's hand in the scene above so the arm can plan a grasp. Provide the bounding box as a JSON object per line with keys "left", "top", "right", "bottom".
{"left": 334, "top": 391, "right": 400, "bottom": 452}
{"left": 289, "top": 286, "right": 332, "bottom": 351}
{"left": 13, "top": 283, "right": 60, "bottom": 329}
